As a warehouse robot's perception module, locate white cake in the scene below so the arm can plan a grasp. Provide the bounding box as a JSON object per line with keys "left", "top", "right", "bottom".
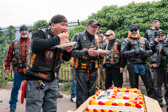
{"left": 86, "top": 87, "right": 146, "bottom": 112}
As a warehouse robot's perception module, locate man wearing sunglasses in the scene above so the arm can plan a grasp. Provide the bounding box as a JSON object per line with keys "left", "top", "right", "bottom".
{"left": 121, "top": 24, "right": 156, "bottom": 99}
{"left": 150, "top": 30, "right": 168, "bottom": 109}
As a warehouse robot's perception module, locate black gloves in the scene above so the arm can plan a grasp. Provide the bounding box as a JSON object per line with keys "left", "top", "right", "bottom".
{"left": 134, "top": 49, "right": 140, "bottom": 54}
{"left": 134, "top": 48, "right": 145, "bottom": 55}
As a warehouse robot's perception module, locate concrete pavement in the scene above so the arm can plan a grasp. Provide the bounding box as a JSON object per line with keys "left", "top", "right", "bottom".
{"left": 0, "top": 89, "right": 76, "bottom": 112}
{"left": 0, "top": 77, "right": 167, "bottom": 112}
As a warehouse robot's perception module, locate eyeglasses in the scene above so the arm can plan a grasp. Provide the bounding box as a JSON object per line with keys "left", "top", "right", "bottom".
{"left": 160, "top": 35, "right": 164, "bottom": 37}
{"left": 130, "top": 29, "right": 137, "bottom": 32}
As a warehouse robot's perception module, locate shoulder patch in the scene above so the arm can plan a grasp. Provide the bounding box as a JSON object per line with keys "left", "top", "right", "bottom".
{"left": 82, "top": 36, "right": 87, "bottom": 40}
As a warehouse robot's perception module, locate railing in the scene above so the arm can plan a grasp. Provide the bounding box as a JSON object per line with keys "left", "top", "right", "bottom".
{"left": 0, "top": 62, "right": 72, "bottom": 83}
{"left": 59, "top": 63, "right": 72, "bottom": 82}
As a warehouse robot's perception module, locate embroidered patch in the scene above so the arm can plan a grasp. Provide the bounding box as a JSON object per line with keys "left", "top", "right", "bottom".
{"left": 82, "top": 47, "right": 88, "bottom": 50}
{"left": 38, "top": 73, "right": 48, "bottom": 78}
{"left": 83, "top": 36, "right": 86, "bottom": 40}
{"left": 45, "top": 50, "right": 54, "bottom": 61}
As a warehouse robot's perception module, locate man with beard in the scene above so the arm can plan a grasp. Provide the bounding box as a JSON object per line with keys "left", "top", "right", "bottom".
{"left": 4, "top": 25, "right": 30, "bottom": 112}
{"left": 144, "top": 20, "right": 161, "bottom": 42}
{"left": 121, "top": 24, "right": 156, "bottom": 99}
{"left": 71, "top": 19, "right": 106, "bottom": 108}
{"left": 150, "top": 30, "right": 168, "bottom": 109}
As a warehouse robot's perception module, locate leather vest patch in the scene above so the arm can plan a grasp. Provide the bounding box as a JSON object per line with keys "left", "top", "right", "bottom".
{"left": 129, "top": 37, "right": 145, "bottom": 49}
{"left": 105, "top": 41, "right": 120, "bottom": 64}
{"left": 12, "top": 40, "right": 25, "bottom": 67}
{"left": 45, "top": 50, "right": 54, "bottom": 61}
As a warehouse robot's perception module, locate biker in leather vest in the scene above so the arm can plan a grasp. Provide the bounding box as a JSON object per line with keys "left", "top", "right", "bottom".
{"left": 144, "top": 20, "right": 161, "bottom": 42}
{"left": 72, "top": 30, "right": 100, "bottom": 73}
{"left": 71, "top": 19, "right": 106, "bottom": 108}
{"left": 121, "top": 24, "right": 156, "bottom": 99}
{"left": 25, "top": 28, "right": 71, "bottom": 81}
{"left": 150, "top": 30, "right": 168, "bottom": 109}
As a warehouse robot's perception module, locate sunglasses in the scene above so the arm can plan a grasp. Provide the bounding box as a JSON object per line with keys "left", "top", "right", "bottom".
{"left": 131, "top": 29, "right": 137, "bottom": 32}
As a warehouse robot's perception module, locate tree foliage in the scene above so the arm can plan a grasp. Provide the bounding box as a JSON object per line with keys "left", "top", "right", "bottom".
{"left": 0, "top": 27, "right": 3, "bottom": 37}
{"left": 69, "top": 0, "right": 168, "bottom": 40}
{"left": 29, "top": 20, "right": 49, "bottom": 34}
{"left": 4, "top": 25, "right": 15, "bottom": 43}
{"left": 0, "top": 25, "right": 15, "bottom": 72}
{"left": 68, "top": 25, "right": 85, "bottom": 40}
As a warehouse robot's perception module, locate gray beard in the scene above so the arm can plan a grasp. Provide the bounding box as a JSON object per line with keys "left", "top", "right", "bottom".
{"left": 132, "top": 34, "right": 138, "bottom": 38}
{"left": 21, "top": 34, "right": 28, "bottom": 38}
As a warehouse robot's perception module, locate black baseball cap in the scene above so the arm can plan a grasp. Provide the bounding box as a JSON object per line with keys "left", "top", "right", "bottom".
{"left": 129, "top": 24, "right": 138, "bottom": 31}
{"left": 97, "top": 30, "right": 104, "bottom": 34}
{"left": 87, "top": 19, "right": 100, "bottom": 26}
{"left": 19, "top": 25, "right": 28, "bottom": 32}
{"left": 156, "top": 30, "right": 165, "bottom": 36}
{"left": 49, "top": 14, "right": 68, "bottom": 25}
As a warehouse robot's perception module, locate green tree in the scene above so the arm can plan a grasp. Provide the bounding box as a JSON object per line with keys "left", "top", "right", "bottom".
{"left": 4, "top": 25, "right": 15, "bottom": 43}
{"left": 0, "top": 25, "right": 15, "bottom": 76}
{"left": 29, "top": 20, "right": 49, "bottom": 34}
{"left": 69, "top": 25, "right": 85, "bottom": 40}
{"left": 69, "top": 0, "right": 168, "bottom": 40}
{"left": 0, "top": 27, "right": 3, "bottom": 37}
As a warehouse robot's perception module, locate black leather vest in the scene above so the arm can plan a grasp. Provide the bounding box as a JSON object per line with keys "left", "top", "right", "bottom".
{"left": 26, "top": 29, "right": 62, "bottom": 81}
{"left": 104, "top": 39, "right": 120, "bottom": 66}
{"left": 125, "top": 37, "right": 146, "bottom": 64}
{"left": 74, "top": 31, "right": 99, "bottom": 71}
{"left": 12, "top": 40, "right": 28, "bottom": 69}
{"left": 146, "top": 29, "right": 159, "bottom": 42}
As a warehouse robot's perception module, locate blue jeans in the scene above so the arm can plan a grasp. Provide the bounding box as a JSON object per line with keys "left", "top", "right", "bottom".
{"left": 9, "top": 72, "right": 24, "bottom": 109}
{"left": 71, "top": 67, "right": 77, "bottom": 98}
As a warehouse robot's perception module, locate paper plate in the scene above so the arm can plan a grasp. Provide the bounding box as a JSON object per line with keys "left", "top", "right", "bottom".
{"left": 96, "top": 49, "right": 110, "bottom": 53}
{"left": 54, "top": 42, "right": 77, "bottom": 48}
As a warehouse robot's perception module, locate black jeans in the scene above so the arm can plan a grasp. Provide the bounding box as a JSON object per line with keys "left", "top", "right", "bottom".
{"left": 76, "top": 70, "right": 97, "bottom": 108}
{"left": 151, "top": 69, "right": 168, "bottom": 103}
{"left": 105, "top": 67, "right": 123, "bottom": 89}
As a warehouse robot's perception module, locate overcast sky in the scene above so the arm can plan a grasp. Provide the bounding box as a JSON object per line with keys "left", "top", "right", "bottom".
{"left": 0, "top": 0, "right": 159, "bottom": 27}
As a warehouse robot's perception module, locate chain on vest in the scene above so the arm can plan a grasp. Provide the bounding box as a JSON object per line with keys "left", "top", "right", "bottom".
{"left": 12, "top": 40, "right": 28, "bottom": 69}
{"left": 103, "top": 41, "right": 120, "bottom": 64}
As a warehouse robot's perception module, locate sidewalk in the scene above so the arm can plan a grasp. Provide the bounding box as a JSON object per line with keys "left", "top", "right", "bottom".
{"left": 0, "top": 89, "right": 76, "bottom": 112}
{"left": 0, "top": 79, "right": 167, "bottom": 112}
